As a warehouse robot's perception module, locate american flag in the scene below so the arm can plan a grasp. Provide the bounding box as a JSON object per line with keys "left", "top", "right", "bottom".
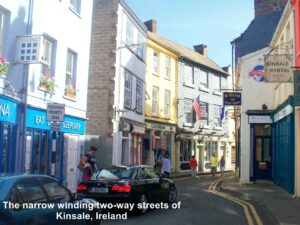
{"left": 192, "top": 96, "right": 202, "bottom": 120}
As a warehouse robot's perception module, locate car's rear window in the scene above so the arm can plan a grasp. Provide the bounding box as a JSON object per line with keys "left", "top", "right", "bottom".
{"left": 92, "top": 168, "right": 134, "bottom": 180}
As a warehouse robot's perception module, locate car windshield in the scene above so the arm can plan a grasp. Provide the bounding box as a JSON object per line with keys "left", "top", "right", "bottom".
{"left": 92, "top": 167, "right": 134, "bottom": 180}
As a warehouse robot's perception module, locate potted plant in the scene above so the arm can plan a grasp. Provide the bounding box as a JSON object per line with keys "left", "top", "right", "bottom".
{"left": 39, "top": 75, "right": 57, "bottom": 95}
{"left": 0, "top": 57, "right": 9, "bottom": 78}
{"left": 64, "top": 84, "right": 78, "bottom": 98}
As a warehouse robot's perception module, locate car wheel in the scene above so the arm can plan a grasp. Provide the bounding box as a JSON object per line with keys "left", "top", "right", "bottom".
{"left": 168, "top": 186, "right": 177, "bottom": 203}
{"left": 138, "top": 193, "right": 148, "bottom": 214}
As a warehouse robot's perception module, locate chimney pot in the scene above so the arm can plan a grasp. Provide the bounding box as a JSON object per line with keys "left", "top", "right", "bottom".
{"left": 194, "top": 44, "right": 208, "bottom": 57}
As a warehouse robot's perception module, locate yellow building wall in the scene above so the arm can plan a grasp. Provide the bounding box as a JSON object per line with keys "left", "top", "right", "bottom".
{"left": 145, "top": 39, "right": 178, "bottom": 125}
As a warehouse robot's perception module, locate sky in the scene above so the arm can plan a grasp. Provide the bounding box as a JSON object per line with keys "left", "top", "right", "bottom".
{"left": 125, "top": 0, "right": 254, "bottom": 67}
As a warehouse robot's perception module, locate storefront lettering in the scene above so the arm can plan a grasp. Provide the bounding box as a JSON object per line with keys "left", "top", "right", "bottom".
{"left": 61, "top": 121, "right": 81, "bottom": 130}
{"left": 0, "top": 104, "right": 9, "bottom": 117}
{"left": 35, "top": 115, "right": 45, "bottom": 125}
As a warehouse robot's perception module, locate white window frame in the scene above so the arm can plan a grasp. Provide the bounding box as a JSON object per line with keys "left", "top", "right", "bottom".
{"left": 124, "top": 71, "right": 132, "bottom": 109}
{"left": 126, "top": 19, "right": 134, "bottom": 46}
{"left": 153, "top": 51, "right": 159, "bottom": 74}
{"left": 211, "top": 75, "right": 221, "bottom": 92}
{"left": 0, "top": 12, "right": 5, "bottom": 55}
{"left": 184, "top": 64, "right": 194, "bottom": 85}
{"left": 65, "top": 49, "right": 77, "bottom": 86}
{"left": 164, "top": 90, "right": 171, "bottom": 118}
{"left": 152, "top": 86, "right": 159, "bottom": 116}
{"left": 200, "top": 71, "right": 208, "bottom": 88}
{"left": 136, "top": 80, "right": 143, "bottom": 113}
{"left": 184, "top": 98, "right": 193, "bottom": 124}
{"left": 40, "top": 37, "right": 54, "bottom": 77}
{"left": 213, "top": 105, "right": 222, "bottom": 127}
{"left": 165, "top": 56, "right": 171, "bottom": 78}
{"left": 199, "top": 102, "right": 209, "bottom": 127}
{"left": 69, "top": 0, "right": 81, "bottom": 15}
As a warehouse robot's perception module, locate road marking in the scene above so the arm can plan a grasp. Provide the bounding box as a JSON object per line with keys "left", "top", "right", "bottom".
{"left": 209, "top": 179, "right": 263, "bottom": 225}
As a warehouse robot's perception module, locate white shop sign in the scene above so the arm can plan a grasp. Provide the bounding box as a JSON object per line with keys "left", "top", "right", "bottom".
{"left": 248, "top": 115, "right": 272, "bottom": 124}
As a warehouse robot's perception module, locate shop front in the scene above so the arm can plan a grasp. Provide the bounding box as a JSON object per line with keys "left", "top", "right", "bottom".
{"left": 144, "top": 121, "right": 176, "bottom": 171}
{"left": 25, "top": 107, "right": 86, "bottom": 189}
{"left": 0, "top": 95, "right": 20, "bottom": 175}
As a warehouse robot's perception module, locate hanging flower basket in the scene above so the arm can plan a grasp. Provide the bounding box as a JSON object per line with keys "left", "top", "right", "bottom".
{"left": 39, "top": 75, "right": 57, "bottom": 95}
{"left": 0, "top": 57, "right": 9, "bottom": 78}
{"left": 64, "top": 85, "right": 78, "bottom": 98}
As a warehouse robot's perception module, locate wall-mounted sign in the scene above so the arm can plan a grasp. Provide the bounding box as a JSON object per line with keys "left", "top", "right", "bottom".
{"left": 274, "top": 104, "right": 293, "bottom": 122}
{"left": 223, "top": 92, "right": 242, "bottom": 106}
{"left": 249, "top": 65, "right": 265, "bottom": 82}
{"left": 248, "top": 115, "right": 272, "bottom": 124}
{"left": 264, "top": 54, "right": 293, "bottom": 83}
{"left": 16, "top": 35, "right": 41, "bottom": 63}
{"left": 0, "top": 97, "right": 18, "bottom": 124}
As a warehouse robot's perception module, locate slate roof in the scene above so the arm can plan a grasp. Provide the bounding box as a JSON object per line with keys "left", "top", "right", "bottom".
{"left": 148, "top": 32, "right": 229, "bottom": 77}
{"left": 232, "top": 10, "right": 284, "bottom": 59}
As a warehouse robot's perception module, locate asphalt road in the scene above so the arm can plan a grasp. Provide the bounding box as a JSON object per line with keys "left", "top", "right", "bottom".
{"left": 101, "top": 175, "right": 248, "bottom": 225}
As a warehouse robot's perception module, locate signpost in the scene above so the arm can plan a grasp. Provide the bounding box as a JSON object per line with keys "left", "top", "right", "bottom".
{"left": 47, "top": 103, "right": 65, "bottom": 131}
{"left": 223, "top": 92, "right": 242, "bottom": 106}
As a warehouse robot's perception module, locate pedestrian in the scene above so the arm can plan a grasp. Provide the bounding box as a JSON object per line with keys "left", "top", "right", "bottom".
{"left": 210, "top": 153, "right": 218, "bottom": 178}
{"left": 156, "top": 148, "right": 163, "bottom": 175}
{"left": 219, "top": 155, "right": 225, "bottom": 177}
{"left": 88, "top": 146, "right": 98, "bottom": 173}
{"left": 82, "top": 154, "right": 92, "bottom": 182}
{"left": 189, "top": 155, "right": 198, "bottom": 177}
{"left": 162, "top": 153, "right": 171, "bottom": 178}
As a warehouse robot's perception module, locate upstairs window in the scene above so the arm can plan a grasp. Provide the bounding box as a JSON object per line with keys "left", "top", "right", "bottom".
{"left": 153, "top": 51, "right": 159, "bottom": 74}
{"left": 70, "top": 0, "right": 81, "bottom": 15}
{"left": 40, "top": 37, "right": 55, "bottom": 77}
{"left": 184, "top": 64, "right": 194, "bottom": 85}
{"left": 199, "top": 102, "right": 208, "bottom": 127}
{"left": 152, "top": 86, "right": 159, "bottom": 116}
{"left": 126, "top": 19, "right": 134, "bottom": 46}
{"left": 136, "top": 80, "right": 143, "bottom": 113}
{"left": 136, "top": 33, "right": 144, "bottom": 59}
{"left": 213, "top": 105, "right": 222, "bottom": 127}
{"left": 0, "top": 12, "right": 5, "bottom": 55}
{"left": 164, "top": 90, "right": 171, "bottom": 118}
{"left": 165, "top": 56, "right": 171, "bottom": 78}
{"left": 65, "top": 50, "right": 77, "bottom": 86}
{"left": 184, "top": 98, "right": 195, "bottom": 124}
{"left": 124, "top": 70, "right": 132, "bottom": 109}
{"left": 211, "top": 75, "right": 221, "bottom": 92}
{"left": 199, "top": 70, "right": 208, "bottom": 88}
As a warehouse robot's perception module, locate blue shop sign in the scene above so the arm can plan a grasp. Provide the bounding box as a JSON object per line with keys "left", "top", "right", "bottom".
{"left": 0, "top": 97, "right": 18, "bottom": 124}
{"left": 26, "top": 108, "right": 85, "bottom": 135}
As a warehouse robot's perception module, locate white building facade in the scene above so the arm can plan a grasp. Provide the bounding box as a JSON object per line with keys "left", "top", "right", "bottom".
{"left": 0, "top": 0, "right": 93, "bottom": 192}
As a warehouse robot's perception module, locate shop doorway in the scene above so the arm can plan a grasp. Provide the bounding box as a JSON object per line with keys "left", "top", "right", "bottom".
{"left": 253, "top": 124, "right": 272, "bottom": 180}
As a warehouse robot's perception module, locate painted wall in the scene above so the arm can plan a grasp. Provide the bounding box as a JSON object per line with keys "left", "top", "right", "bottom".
{"left": 237, "top": 47, "right": 274, "bottom": 183}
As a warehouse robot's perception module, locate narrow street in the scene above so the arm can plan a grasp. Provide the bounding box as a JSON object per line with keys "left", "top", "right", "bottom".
{"left": 102, "top": 175, "right": 249, "bottom": 225}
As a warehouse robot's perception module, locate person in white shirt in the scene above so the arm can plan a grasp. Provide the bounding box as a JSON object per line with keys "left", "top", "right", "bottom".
{"left": 162, "top": 154, "right": 171, "bottom": 178}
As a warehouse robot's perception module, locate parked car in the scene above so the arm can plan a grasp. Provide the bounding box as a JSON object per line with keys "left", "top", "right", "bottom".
{"left": 0, "top": 174, "right": 101, "bottom": 225}
{"left": 76, "top": 165, "right": 177, "bottom": 214}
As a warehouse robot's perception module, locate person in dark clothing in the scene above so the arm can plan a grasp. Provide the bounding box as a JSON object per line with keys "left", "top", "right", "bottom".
{"left": 82, "top": 154, "right": 92, "bottom": 182}
{"left": 88, "top": 146, "right": 98, "bottom": 173}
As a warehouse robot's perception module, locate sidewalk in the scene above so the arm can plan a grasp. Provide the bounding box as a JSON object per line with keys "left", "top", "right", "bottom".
{"left": 219, "top": 175, "right": 300, "bottom": 225}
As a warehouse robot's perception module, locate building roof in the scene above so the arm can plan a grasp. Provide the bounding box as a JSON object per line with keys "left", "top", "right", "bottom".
{"left": 232, "top": 10, "right": 284, "bottom": 59}
{"left": 148, "top": 32, "right": 229, "bottom": 77}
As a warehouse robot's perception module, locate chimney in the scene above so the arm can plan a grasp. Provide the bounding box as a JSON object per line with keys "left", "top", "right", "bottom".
{"left": 254, "top": 0, "right": 288, "bottom": 17}
{"left": 144, "top": 19, "right": 157, "bottom": 33}
{"left": 194, "top": 44, "right": 207, "bottom": 57}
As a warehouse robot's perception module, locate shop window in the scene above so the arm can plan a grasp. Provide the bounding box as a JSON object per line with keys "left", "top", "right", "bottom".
{"left": 180, "top": 140, "right": 193, "bottom": 162}
{"left": 205, "top": 141, "right": 218, "bottom": 161}
{"left": 254, "top": 125, "right": 271, "bottom": 136}
{"left": 0, "top": 123, "right": 15, "bottom": 174}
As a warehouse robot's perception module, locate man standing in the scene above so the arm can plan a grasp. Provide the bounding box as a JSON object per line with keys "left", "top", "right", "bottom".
{"left": 189, "top": 155, "right": 198, "bottom": 177}
{"left": 162, "top": 154, "right": 171, "bottom": 178}
{"left": 88, "top": 146, "right": 98, "bottom": 173}
{"left": 210, "top": 153, "right": 218, "bottom": 178}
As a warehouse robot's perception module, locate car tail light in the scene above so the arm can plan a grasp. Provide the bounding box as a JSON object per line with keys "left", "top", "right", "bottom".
{"left": 111, "top": 184, "right": 132, "bottom": 192}
{"left": 76, "top": 184, "right": 88, "bottom": 191}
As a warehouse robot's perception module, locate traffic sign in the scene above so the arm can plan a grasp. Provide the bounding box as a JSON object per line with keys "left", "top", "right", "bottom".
{"left": 47, "top": 103, "right": 65, "bottom": 122}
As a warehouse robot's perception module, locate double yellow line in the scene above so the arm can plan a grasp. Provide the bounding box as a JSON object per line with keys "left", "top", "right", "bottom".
{"left": 208, "top": 180, "right": 263, "bottom": 225}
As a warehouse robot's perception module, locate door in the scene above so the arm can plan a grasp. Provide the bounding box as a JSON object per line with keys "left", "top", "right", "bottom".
{"left": 65, "top": 134, "right": 79, "bottom": 192}
{"left": 254, "top": 137, "right": 272, "bottom": 179}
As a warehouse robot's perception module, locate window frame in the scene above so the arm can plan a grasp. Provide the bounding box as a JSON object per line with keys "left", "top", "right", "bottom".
{"left": 65, "top": 49, "right": 77, "bottom": 87}
{"left": 152, "top": 86, "right": 159, "bottom": 116}
{"left": 184, "top": 98, "right": 193, "bottom": 124}
{"left": 69, "top": 0, "right": 81, "bottom": 15}
{"left": 124, "top": 70, "right": 132, "bottom": 109}
{"left": 165, "top": 56, "right": 171, "bottom": 79}
{"left": 184, "top": 64, "right": 194, "bottom": 85}
{"left": 211, "top": 75, "right": 221, "bottom": 92}
{"left": 164, "top": 89, "right": 171, "bottom": 118}
{"left": 40, "top": 36, "right": 56, "bottom": 78}
{"left": 126, "top": 19, "right": 134, "bottom": 46}
{"left": 199, "top": 101, "right": 209, "bottom": 126}
{"left": 153, "top": 51, "right": 159, "bottom": 74}
{"left": 135, "top": 79, "right": 143, "bottom": 113}
{"left": 200, "top": 71, "right": 209, "bottom": 88}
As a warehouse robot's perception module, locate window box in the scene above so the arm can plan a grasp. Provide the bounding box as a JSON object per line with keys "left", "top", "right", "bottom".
{"left": 0, "top": 57, "right": 9, "bottom": 78}
{"left": 39, "top": 75, "right": 57, "bottom": 95}
{"left": 64, "top": 85, "right": 78, "bottom": 99}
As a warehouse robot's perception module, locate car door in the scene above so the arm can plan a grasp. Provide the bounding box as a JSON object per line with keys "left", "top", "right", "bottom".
{"left": 6, "top": 177, "right": 53, "bottom": 225}
{"left": 144, "top": 168, "right": 166, "bottom": 202}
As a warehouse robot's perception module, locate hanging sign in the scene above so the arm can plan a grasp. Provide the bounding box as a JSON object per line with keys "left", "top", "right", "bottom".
{"left": 264, "top": 54, "right": 293, "bottom": 82}
{"left": 223, "top": 92, "right": 242, "bottom": 106}
{"left": 47, "top": 103, "right": 65, "bottom": 122}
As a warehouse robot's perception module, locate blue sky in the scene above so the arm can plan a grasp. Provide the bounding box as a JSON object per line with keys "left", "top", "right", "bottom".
{"left": 125, "top": 0, "right": 254, "bottom": 67}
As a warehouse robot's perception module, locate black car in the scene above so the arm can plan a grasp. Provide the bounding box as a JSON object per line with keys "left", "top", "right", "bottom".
{"left": 0, "top": 174, "right": 101, "bottom": 225}
{"left": 76, "top": 165, "right": 177, "bottom": 214}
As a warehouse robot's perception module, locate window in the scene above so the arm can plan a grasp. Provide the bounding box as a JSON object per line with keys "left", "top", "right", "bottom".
{"left": 205, "top": 141, "right": 218, "bottom": 161}
{"left": 180, "top": 140, "right": 193, "bottom": 162}
{"left": 124, "top": 71, "right": 132, "bottom": 108}
{"left": 136, "top": 80, "right": 143, "bottom": 113}
{"left": 200, "top": 70, "right": 208, "bottom": 88}
{"left": 164, "top": 90, "right": 171, "bottom": 118}
{"left": 165, "top": 56, "right": 171, "bottom": 78}
{"left": 200, "top": 102, "right": 208, "bottom": 126}
{"left": 211, "top": 75, "right": 221, "bottom": 91}
{"left": 70, "top": 0, "right": 81, "bottom": 14}
{"left": 153, "top": 51, "right": 159, "bottom": 74}
{"left": 213, "top": 105, "right": 222, "bottom": 127}
{"left": 65, "top": 50, "right": 77, "bottom": 86}
{"left": 184, "top": 98, "right": 194, "bottom": 124}
{"left": 40, "top": 37, "right": 55, "bottom": 77}
{"left": 15, "top": 180, "right": 47, "bottom": 203}
{"left": 152, "top": 86, "right": 159, "bottom": 115}
{"left": 40, "top": 178, "right": 71, "bottom": 202}
{"left": 184, "top": 64, "right": 194, "bottom": 85}
{"left": 126, "top": 19, "right": 134, "bottom": 46}
{"left": 136, "top": 33, "right": 144, "bottom": 59}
